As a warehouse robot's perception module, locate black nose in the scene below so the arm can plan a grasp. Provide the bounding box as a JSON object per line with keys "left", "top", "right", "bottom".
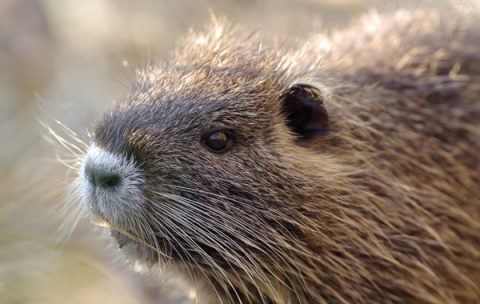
{"left": 85, "top": 167, "right": 122, "bottom": 189}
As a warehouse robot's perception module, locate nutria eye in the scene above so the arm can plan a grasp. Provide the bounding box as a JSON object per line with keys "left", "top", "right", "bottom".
{"left": 204, "top": 131, "right": 235, "bottom": 153}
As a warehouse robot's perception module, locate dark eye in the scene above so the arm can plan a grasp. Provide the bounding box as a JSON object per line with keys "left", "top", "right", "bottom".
{"left": 204, "top": 131, "right": 235, "bottom": 153}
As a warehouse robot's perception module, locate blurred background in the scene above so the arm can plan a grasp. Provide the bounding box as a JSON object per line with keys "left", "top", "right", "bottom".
{"left": 0, "top": 0, "right": 478, "bottom": 303}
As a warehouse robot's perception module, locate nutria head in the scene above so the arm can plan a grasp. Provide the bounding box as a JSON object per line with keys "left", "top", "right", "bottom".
{"left": 77, "top": 11, "right": 480, "bottom": 304}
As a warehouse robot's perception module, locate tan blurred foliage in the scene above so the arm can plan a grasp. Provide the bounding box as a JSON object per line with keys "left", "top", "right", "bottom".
{"left": 0, "top": 0, "right": 478, "bottom": 303}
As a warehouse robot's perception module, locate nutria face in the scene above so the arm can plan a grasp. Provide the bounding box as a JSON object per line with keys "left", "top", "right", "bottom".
{"left": 79, "top": 45, "right": 330, "bottom": 271}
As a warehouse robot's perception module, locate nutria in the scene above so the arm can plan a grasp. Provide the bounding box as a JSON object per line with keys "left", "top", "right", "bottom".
{"left": 75, "top": 7, "right": 480, "bottom": 304}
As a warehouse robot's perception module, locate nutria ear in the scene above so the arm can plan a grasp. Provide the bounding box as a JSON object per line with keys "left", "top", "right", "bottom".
{"left": 281, "top": 82, "right": 329, "bottom": 138}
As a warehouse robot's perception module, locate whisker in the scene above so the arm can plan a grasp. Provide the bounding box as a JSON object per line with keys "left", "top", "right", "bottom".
{"left": 147, "top": 197, "right": 248, "bottom": 303}
{"left": 149, "top": 192, "right": 300, "bottom": 302}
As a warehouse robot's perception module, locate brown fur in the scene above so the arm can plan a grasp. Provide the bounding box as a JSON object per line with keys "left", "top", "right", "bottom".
{"left": 88, "top": 8, "right": 480, "bottom": 304}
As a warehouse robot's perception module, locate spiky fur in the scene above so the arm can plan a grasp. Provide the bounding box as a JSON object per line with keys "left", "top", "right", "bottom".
{"left": 86, "top": 8, "right": 480, "bottom": 304}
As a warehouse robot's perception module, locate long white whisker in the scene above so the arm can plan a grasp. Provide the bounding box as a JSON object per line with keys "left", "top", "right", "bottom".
{"left": 152, "top": 193, "right": 287, "bottom": 303}
{"left": 148, "top": 197, "right": 246, "bottom": 303}
{"left": 150, "top": 187, "right": 312, "bottom": 301}
{"left": 141, "top": 208, "right": 204, "bottom": 303}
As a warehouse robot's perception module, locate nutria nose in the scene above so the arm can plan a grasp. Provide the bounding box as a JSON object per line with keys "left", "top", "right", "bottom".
{"left": 85, "top": 166, "right": 122, "bottom": 189}
{"left": 80, "top": 145, "right": 145, "bottom": 222}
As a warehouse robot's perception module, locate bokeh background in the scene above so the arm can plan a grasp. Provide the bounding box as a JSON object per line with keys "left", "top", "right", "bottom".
{"left": 1, "top": 0, "right": 478, "bottom": 303}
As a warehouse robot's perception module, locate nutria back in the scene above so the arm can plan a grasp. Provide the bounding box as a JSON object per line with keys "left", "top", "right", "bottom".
{"left": 77, "top": 7, "right": 480, "bottom": 304}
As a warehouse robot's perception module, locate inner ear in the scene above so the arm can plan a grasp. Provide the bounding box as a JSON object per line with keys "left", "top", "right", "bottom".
{"left": 281, "top": 83, "right": 329, "bottom": 138}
